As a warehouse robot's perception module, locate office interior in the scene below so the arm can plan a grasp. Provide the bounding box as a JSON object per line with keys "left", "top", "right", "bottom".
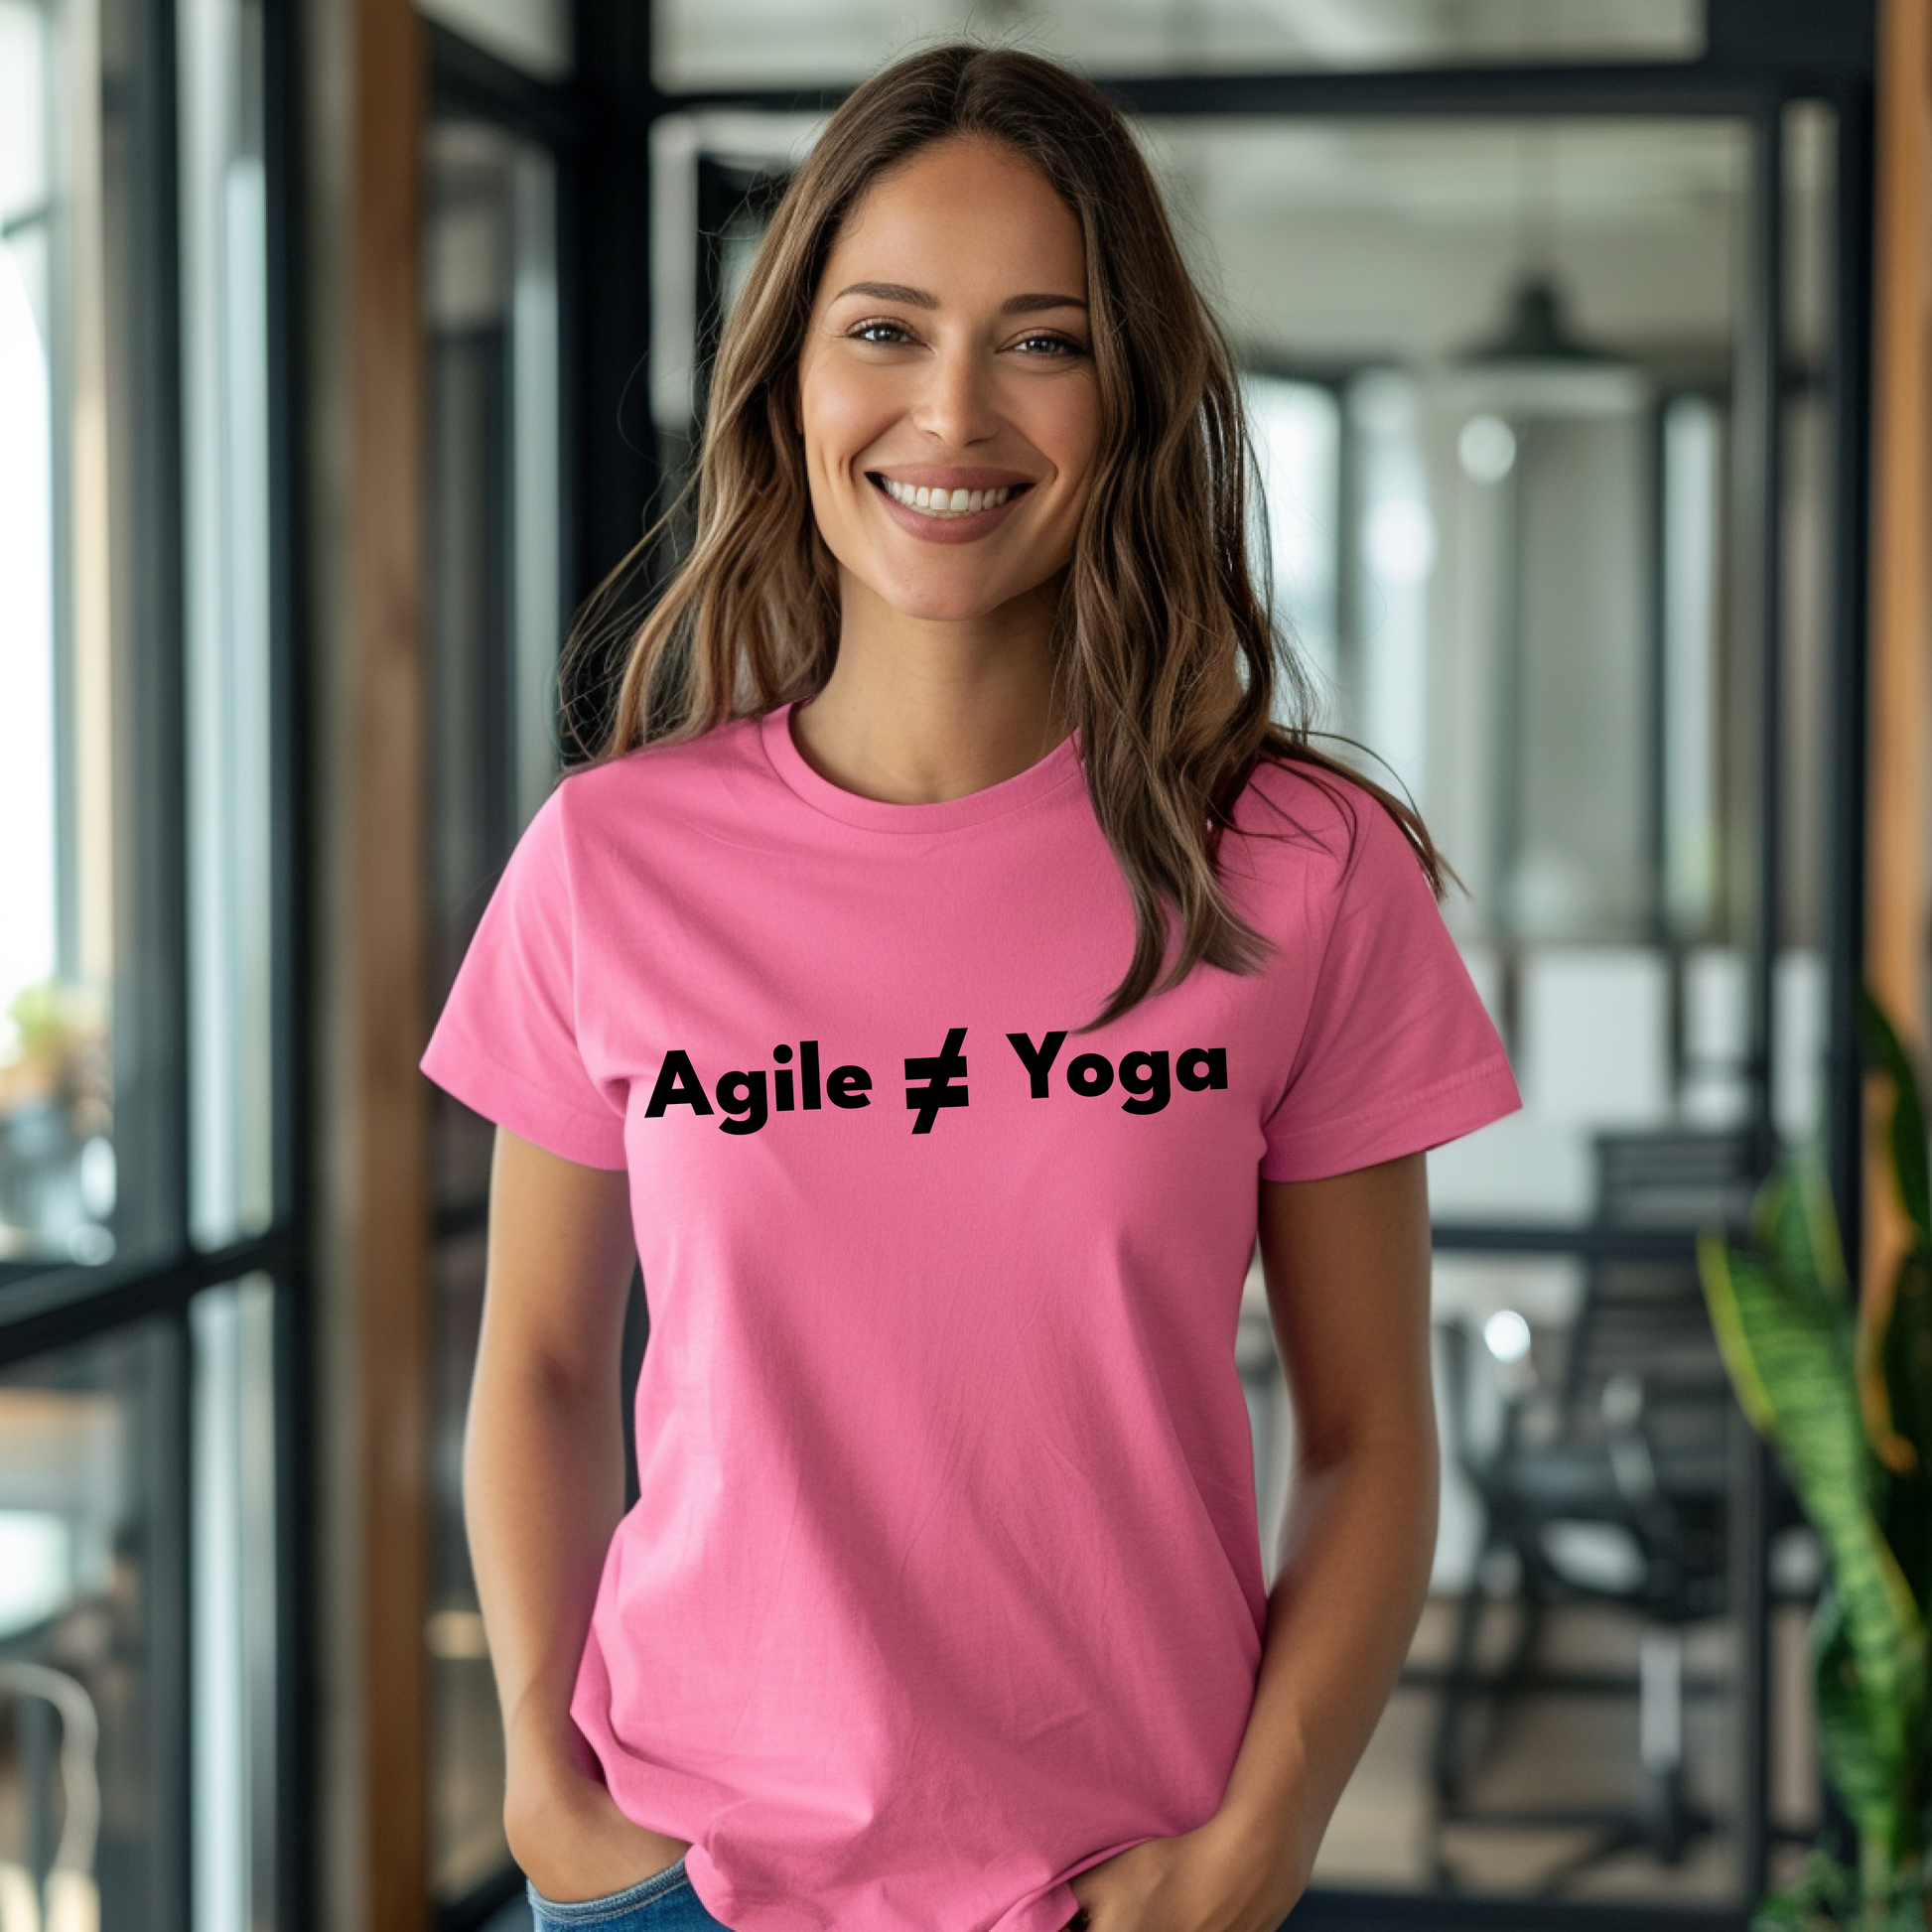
{"left": 1, "top": 0, "right": 1929, "bottom": 1928}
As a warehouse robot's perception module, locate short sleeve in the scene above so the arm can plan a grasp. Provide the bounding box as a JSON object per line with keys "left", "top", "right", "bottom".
{"left": 420, "top": 782, "right": 629, "bottom": 1171}
{"left": 1260, "top": 791, "right": 1521, "bottom": 1183}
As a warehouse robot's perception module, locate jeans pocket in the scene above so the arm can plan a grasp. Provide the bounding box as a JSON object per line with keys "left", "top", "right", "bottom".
{"left": 526, "top": 1854, "right": 691, "bottom": 1926}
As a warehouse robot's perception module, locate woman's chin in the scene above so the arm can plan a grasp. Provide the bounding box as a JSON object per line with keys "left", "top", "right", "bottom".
{"left": 895, "top": 598, "right": 1009, "bottom": 625}
{"left": 866, "top": 573, "right": 1050, "bottom": 627}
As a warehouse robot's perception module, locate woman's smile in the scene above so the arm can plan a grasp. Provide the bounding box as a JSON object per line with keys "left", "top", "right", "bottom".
{"left": 867, "top": 468, "right": 1033, "bottom": 542}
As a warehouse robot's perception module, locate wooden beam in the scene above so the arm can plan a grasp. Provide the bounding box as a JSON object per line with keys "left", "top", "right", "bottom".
{"left": 1868, "top": 3, "right": 1932, "bottom": 1044}
{"left": 1864, "top": 0, "right": 1932, "bottom": 1344}
{"left": 308, "top": 0, "right": 430, "bottom": 1920}
{"left": 351, "top": 0, "right": 430, "bottom": 1918}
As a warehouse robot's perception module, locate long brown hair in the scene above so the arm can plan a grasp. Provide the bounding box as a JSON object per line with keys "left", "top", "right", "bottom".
{"left": 570, "top": 41, "right": 1449, "bottom": 1027}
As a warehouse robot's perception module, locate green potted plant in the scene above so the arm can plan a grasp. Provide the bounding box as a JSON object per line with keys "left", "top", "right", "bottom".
{"left": 1697, "top": 992, "right": 1932, "bottom": 1931}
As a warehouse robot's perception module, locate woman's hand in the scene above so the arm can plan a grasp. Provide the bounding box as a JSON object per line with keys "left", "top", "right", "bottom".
{"left": 1062, "top": 1815, "right": 1305, "bottom": 1932}
{"left": 504, "top": 1709, "right": 693, "bottom": 1904}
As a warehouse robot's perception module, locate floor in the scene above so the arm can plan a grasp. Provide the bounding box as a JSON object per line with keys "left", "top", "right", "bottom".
{"left": 1315, "top": 1595, "right": 1818, "bottom": 1903}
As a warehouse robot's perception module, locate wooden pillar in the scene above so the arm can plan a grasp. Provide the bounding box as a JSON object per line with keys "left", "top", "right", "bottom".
{"left": 305, "top": 0, "right": 431, "bottom": 1921}
{"left": 1865, "top": 0, "right": 1932, "bottom": 1316}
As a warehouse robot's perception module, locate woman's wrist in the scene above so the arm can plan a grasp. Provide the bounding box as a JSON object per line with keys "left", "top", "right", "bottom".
{"left": 1195, "top": 1800, "right": 1314, "bottom": 1915}
{"left": 503, "top": 1700, "right": 602, "bottom": 1832}
{"left": 505, "top": 1752, "right": 692, "bottom": 1901}
{"left": 1208, "top": 1700, "right": 1319, "bottom": 1875}
{"left": 506, "top": 1687, "right": 596, "bottom": 1769}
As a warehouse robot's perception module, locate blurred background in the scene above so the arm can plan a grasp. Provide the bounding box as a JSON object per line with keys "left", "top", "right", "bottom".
{"left": 0, "top": 1, "right": 1928, "bottom": 1929}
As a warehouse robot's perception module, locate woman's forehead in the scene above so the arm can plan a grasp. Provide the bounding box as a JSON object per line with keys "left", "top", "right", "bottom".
{"left": 820, "top": 139, "right": 1085, "bottom": 297}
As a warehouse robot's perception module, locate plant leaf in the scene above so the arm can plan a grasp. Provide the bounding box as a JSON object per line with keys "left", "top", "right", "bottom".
{"left": 1698, "top": 1180, "right": 1929, "bottom": 1873}
{"left": 1750, "top": 1850, "right": 1853, "bottom": 1932}
{"left": 1862, "top": 992, "right": 1932, "bottom": 1243}
{"left": 1814, "top": 1587, "right": 1919, "bottom": 1868}
{"left": 1701, "top": 1231, "right": 1781, "bottom": 1437}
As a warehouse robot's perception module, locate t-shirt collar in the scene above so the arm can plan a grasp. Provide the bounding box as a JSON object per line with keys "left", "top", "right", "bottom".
{"left": 759, "top": 700, "right": 1084, "bottom": 834}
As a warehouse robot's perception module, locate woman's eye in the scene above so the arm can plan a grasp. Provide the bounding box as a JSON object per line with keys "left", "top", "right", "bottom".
{"left": 1014, "top": 333, "right": 1083, "bottom": 357}
{"left": 850, "top": 320, "right": 914, "bottom": 345}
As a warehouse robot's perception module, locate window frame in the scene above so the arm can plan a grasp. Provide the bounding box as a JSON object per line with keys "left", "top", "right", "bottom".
{"left": 0, "top": 0, "right": 312, "bottom": 1923}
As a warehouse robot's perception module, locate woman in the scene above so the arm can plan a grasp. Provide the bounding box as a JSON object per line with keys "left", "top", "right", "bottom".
{"left": 422, "top": 41, "right": 1520, "bottom": 1932}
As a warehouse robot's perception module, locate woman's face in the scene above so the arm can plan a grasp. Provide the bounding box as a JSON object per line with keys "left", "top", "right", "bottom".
{"left": 796, "top": 136, "right": 1100, "bottom": 626}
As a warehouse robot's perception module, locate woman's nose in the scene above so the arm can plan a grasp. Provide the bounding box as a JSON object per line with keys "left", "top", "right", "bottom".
{"left": 910, "top": 345, "right": 1000, "bottom": 447}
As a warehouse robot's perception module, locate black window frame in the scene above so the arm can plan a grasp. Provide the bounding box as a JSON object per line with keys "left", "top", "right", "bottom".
{"left": 0, "top": 0, "right": 314, "bottom": 1925}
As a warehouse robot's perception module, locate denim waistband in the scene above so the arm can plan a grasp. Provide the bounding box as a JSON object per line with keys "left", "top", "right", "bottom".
{"left": 526, "top": 1853, "right": 692, "bottom": 1924}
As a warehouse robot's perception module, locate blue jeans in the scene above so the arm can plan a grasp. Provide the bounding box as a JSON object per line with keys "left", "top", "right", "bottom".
{"left": 526, "top": 1855, "right": 732, "bottom": 1931}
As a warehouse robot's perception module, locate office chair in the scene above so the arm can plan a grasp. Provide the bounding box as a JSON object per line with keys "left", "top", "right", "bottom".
{"left": 1428, "top": 1128, "right": 1755, "bottom": 1893}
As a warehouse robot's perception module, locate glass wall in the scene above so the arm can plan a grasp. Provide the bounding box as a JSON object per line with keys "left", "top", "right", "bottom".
{"left": 190, "top": 1276, "right": 280, "bottom": 1931}
{"left": 0, "top": 0, "right": 292, "bottom": 1923}
{"left": 1139, "top": 114, "right": 1813, "bottom": 1224}
{"left": 181, "top": 0, "right": 275, "bottom": 1256}
{"left": 0, "top": 0, "right": 163, "bottom": 1276}
{"left": 1159, "top": 111, "right": 1836, "bottom": 1905}
{"left": 1, "top": 0, "right": 275, "bottom": 1262}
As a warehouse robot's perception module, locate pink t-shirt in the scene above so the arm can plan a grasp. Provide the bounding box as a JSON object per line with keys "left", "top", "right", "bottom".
{"left": 420, "top": 704, "right": 1520, "bottom": 1932}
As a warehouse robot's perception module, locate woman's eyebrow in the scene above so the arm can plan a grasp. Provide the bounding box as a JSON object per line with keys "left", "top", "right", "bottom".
{"left": 1003, "top": 291, "right": 1089, "bottom": 315}
{"left": 832, "top": 280, "right": 1089, "bottom": 314}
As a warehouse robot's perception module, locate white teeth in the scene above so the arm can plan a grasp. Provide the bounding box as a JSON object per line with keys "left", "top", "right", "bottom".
{"left": 880, "top": 478, "right": 1015, "bottom": 517}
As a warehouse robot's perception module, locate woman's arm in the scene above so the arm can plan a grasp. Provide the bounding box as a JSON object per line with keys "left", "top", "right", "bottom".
{"left": 467, "top": 1128, "right": 692, "bottom": 1899}
{"left": 1213, "top": 1153, "right": 1439, "bottom": 1888}
{"left": 1068, "top": 1152, "right": 1438, "bottom": 1932}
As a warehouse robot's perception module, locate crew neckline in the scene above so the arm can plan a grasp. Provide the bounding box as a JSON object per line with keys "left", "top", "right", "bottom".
{"left": 759, "top": 700, "right": 1085, "bottom": 833}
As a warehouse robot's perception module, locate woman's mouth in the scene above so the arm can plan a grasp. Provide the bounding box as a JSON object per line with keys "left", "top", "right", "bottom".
{"left": 876, "top": 476, "right": 1019, "bottom": 517}
{"left": 866, "top": 472, "right": 1033, "bottom": 543}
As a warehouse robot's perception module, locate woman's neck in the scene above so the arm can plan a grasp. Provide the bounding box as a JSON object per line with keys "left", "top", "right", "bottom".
{"left": 787, "top": 575, "right": 1068, "bottom": 804}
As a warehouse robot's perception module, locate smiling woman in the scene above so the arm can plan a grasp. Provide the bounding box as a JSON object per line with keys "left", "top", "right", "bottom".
{"left": 582, "top": 46, "right": 1454, "bottom": 1025}
{"left": 423, "top": 41, "right": 1522, "bottom": 1932}
{"left": 791, "top": 135, "right": 1097, "bottom": 778}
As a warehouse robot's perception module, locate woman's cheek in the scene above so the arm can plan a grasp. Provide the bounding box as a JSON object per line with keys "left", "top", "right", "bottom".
{"left": 1024, "top": 383, "right": 1099, "bottom": 539}
{"left": 801, "top": 392, "right": 890, "bottom": 550}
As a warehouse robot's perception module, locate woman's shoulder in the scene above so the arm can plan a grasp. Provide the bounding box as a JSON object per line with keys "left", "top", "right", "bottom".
{"left": 1227, "top": 749, "right": 1394, "bottom": 869}
{"left": 543, "top": 716, "right": 768, "bottom": 827}
{"left": 1216, "top": 750, "right": 1442, "bottom": 948}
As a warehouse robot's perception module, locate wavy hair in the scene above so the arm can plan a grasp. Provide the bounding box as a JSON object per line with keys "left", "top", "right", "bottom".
{"left": 569, "top": 40, "right": 1449, "bottom": 1027}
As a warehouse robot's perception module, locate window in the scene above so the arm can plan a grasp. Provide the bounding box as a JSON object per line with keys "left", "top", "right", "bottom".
{"left": 1139, "top": 112, "right": 1826, "bottom": 1228}
{"left": 0, "top": 0, "right": 166, "bottom": 1277}
{"left": 0, "top": 1320, "right": 186, "bottom": 1921}
{"left": 0, "top": 0, "right": 295, "bottom": 1923}
{"left": 1153, "top": 107, "right": 1842, "bottom": 1908}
